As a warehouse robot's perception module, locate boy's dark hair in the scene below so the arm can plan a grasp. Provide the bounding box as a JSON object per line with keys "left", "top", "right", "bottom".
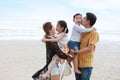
{"left": 73, "top": 13, "right": 82, "bottom": 19}
{"left": 86, "top": 12, "right": 97, "bottom": 26}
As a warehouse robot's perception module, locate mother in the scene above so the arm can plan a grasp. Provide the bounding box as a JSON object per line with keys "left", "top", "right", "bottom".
{"left": 32, "top": 22, "right": 71, "bottom": 80}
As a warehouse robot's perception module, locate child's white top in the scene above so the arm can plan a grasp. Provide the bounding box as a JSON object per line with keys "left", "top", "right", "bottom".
{"left": 54, "top": 32, "right": 68, "bottom": 48}
{"left": 69, "top": 24, "right": 93, "bottom": 42}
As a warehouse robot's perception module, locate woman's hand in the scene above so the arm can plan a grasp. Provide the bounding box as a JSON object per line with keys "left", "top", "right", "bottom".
{"left": 41, "top": 37, "right": 47, "bottom": 43}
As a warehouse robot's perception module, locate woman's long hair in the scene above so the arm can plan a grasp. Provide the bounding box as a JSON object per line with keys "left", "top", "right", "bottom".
{"left": 43, "top": 22, "right": 53, "bottom": 37}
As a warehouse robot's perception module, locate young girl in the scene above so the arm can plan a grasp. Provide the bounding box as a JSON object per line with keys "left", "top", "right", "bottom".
{"left": 41, "top": 20, "right": 70, "bottom": 79}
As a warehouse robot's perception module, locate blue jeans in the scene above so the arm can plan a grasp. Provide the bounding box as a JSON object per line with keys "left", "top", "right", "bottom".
{"left": 68, "top": 41, "right": 80, "bottom": 50}
{"left": 75, "top": 67, "right": 93, "bottom": 80}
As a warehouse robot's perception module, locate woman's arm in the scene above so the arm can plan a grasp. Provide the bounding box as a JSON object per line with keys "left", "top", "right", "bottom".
{"left": 42, "top": 33, "right": 66, "bottom": 42}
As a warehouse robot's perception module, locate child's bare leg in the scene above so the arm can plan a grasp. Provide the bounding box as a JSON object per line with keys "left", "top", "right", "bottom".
{"left": 73, "top": 54, "right": 81, "bottom": 74}
{"left": 41, "top": 55, "right": 59, "bottom": 78}
{"left": 60, "top": 59, "right": 65, "bottom": 64}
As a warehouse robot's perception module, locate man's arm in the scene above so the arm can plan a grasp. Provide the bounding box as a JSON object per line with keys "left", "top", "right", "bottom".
{"left": 75, "top": 44, "right": 95, "bottom": 54}
{"left": 75, "top": 31, "right": 99, "bottom": 54}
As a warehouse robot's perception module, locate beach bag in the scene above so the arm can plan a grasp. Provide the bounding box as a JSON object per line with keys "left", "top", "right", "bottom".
{"left": 60, "top": 60, "right": 71, "bottom": 80}
{"left": 63, "top": 61, "right": 71, "bottom": 76}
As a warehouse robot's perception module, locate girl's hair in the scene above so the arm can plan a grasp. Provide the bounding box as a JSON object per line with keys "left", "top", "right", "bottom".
{"left": 57, "top": 20, "right": 69, "bottom": 33}
{"left": 43, "top": 22, "right": 52, "bottom": 36}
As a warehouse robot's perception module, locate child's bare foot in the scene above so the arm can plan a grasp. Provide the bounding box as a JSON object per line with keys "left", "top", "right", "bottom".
{"left": 74, "top": 69, "right": 82, "bottom": 74}
{"left": 40, "top": 73, "right": 50, "bottom": 78}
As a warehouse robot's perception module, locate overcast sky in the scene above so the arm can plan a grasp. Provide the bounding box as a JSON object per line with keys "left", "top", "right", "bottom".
{"left": 0, "top": 0, "right": 120, "bottom": 32}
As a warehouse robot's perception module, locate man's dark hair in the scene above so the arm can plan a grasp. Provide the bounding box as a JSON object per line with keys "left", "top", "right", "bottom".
{"left": 86, "top": 12, "right": 97, "bottom": 26}
{"left": 73, "top": 13, "right": 82, "bottom": 19}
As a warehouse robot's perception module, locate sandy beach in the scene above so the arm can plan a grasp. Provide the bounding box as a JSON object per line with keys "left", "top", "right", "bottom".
{"left": 0, "top": 40, "right": 120, "bottom": 80}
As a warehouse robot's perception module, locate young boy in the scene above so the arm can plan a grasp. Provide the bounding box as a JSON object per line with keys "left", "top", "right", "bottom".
{"left": 68, "top": 13, "right": 95, "bottom": 74}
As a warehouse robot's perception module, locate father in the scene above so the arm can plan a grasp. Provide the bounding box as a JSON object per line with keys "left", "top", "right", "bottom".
{"left": 74, "top": 12, "right": 99, "bottom": 80}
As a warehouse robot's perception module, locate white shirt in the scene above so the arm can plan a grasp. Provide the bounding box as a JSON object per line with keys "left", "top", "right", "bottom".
{"left": 54, "top": 33, "right": 68, "bottom": 48}
{"left": 70, "top": 24, "right": 93, "bottom": 42}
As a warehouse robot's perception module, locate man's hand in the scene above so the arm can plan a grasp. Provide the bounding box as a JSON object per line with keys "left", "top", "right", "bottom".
{"left": 68, "top": 49, "right": 76, "bottom": 56}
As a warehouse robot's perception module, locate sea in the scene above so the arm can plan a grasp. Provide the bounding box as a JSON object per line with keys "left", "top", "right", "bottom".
{"left": 0, "top": 27, "right": 120, "bottom": 42}
{"left": 0, "top": 28, "right": 43, "bottom": 40}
